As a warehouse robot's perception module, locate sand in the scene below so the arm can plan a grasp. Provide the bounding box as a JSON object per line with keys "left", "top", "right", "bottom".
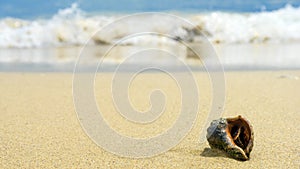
{"left": 0, "top": 71, "right": 299, "bottom": 168}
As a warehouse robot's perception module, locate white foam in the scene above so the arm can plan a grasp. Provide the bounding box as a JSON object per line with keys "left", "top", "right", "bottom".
{"left": 0, "top": 3, "right": 300, "bottom": 48}
{"left": 190, "top": 4, "right": 300, "bottom": 43}
{"left": 0, "top": 3, "right": 114, "bottom": 48}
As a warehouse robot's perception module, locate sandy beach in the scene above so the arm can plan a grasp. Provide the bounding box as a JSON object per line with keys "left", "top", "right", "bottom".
{"left": 0, "top": 71, "right": 299, "bottom": 168}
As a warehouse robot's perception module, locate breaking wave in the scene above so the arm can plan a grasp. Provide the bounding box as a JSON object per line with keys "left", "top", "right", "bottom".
{"left": 0, "top": 3, "right": 300, "bottom": 48}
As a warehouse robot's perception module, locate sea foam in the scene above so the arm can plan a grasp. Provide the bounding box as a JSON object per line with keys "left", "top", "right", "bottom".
{"left": 0, "top": 3, "right": 300, "bottom": 48}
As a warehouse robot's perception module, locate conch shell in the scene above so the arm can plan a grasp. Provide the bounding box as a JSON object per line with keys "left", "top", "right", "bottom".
{"left": 206, "top": 115, "right": 254, "bottom": 161}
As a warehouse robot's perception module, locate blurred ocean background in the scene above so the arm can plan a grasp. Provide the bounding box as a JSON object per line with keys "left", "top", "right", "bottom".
{"left": 0, "top": 0, "right": 300, "bottom": 71}
{"left": 1, "top": 0, "right": 300, "bottom": 18}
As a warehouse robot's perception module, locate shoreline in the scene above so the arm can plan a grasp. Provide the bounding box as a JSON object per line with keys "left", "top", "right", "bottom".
{"left": 1, "top": 43, "right": 300, "bottom": 72}
{"left": 1, "top": 64, "right": 300, "bottom": 72}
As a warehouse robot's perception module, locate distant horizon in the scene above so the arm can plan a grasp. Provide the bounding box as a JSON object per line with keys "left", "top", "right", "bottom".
{"left": 1, "top": 0, "right": 300, "bottom": 19}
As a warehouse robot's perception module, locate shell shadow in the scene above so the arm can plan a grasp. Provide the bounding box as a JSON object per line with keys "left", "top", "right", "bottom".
{"left": 200, "top": 147, "right": 229, "bottom": 158}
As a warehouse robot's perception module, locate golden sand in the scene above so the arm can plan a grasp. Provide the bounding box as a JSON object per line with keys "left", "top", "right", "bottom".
{"left": 0, "top": 71, "right": 299, "bottom": 168}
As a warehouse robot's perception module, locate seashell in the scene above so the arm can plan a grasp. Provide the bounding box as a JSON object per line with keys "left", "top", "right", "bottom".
{"left": 206, "top": 115, "right": 254, "bottom": 161}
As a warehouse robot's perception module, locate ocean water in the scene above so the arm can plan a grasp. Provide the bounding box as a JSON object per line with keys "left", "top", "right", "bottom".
{"left": 1, "top": 3, "right": 300, "bottom": 48}
{"left": 1, "top": 0, "right": 300, "bottom": 18}
{"left": 0, "top": 1, "right": 300, "bottom": 70}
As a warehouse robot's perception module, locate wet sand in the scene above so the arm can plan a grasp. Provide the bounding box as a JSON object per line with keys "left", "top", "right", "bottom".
{"left": 0, "top": 71, "right": 299, "bottom": 168}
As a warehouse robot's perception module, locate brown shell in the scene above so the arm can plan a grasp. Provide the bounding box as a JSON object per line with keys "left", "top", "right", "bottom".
{"left": 206, "top": 115, "right": 254, "bottom": 161}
